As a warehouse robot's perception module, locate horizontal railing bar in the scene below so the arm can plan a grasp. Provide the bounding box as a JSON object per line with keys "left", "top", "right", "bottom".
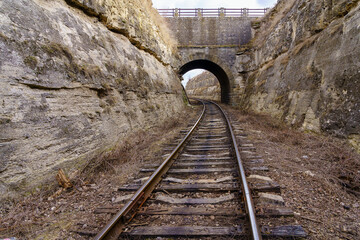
{"left": 157, "top": 10, "right": 267, "bottom": 12}
{"left": 157, "top": 8, "right": 268, "bottom": 18}
{"left": 157, "top": 8, "right": 268, "bottom": 10}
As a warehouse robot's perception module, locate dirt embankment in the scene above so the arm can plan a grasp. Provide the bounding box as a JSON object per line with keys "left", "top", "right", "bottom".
{"left": 222, "top": 104, "right": 360, "bottom": 239}
{"left": 1, "top": 103, "right": 359, "bottom": 239}
{"left": 0, "top": 105, "right": 201, "bottom": 239}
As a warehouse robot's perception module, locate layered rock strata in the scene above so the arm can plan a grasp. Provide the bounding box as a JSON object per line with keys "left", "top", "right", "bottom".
{"left": 0, "top": 0, "right": 183, "bottom": 199}
{"left": 185, "top": 72, "right": 221, "bottom": 101}
{"left": 64, "top": 0, "right": 177, "bottom": 65}
{"left": 237, "top": 0, "right": 360, "bottom": 148}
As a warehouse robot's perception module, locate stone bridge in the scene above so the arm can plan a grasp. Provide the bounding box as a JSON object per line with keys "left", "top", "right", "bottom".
{"left": 162, "top": 8, "right": 266, "bottom": 103}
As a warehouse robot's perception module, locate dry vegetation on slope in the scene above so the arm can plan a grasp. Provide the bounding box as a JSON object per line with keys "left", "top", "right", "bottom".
{"left": 0, "top": 105, "right": 201, "bottom": 239}
{"left": 143, "top": 0, "right": 178, "bottom": 51}
{"left": 223, "top": 104, "right": 360, "bottom": 239}
{"left": 240, "top": 0, "right": 360, "bottom": 149}
{"left": 64, "top": 0, "right": 178, "bottom": 62}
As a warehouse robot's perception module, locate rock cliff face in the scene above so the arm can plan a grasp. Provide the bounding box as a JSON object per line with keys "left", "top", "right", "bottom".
{"left": 185, "top": 72, "right": 220, "bottom": 101}
{"left": 64, "top": 0, "right": 177, "bottom": 65}
{"left": 237, "top": 0, "right": 360, "bottom": 148}
{"left": 0, "top": 0, "right": 183, "bottom": 199}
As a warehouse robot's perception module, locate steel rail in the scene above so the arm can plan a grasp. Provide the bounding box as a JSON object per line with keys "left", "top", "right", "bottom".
{"left": 94, "top": 100, "right": 206, "bottom": 240}
{"left": 210, "top": 101, "right": 262, "bottom": 240}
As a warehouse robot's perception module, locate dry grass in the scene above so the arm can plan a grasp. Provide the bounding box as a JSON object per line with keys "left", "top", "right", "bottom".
{"left": 291, "top": 34, "right": 319, "bottom": 56}
{"left": 0, "top": 105, "right": 201, "bottom": 239}
{"left": 78, "top": 110, "right": 196, "bottom": 185}
{"left": 261, "top": 60, "right": 275, "bottom": 71}
{"left": 222, "top": 104, "right": 360, "bottom": 239}
{"left": 143, "top": 0, "right": 178, "bottom": 53}
{"left": 256, "top": 79, "right": 267, "bottom": 88}
{"left": 226, "top": 107, "right": 360, "bottom": 196}
{"left": 280, "top": 54, "right": 290, "bottom": 65}
{"left": 330, "top": 21, "right": 344, "bottom": 35}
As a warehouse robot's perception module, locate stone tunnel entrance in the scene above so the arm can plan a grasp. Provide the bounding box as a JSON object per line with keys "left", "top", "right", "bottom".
{"left": 179, "top": 59, "right": 230, "bottom": 104}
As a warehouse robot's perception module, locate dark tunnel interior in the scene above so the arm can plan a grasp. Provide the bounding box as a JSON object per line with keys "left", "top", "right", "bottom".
{"left": 179, "top": 59, "right": 231, "bottom": 104}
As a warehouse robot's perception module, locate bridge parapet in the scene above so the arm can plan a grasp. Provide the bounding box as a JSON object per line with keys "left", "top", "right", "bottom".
{"left": 157, "top": 8, "right": 268, "bottom": 18}
{"left": 165, "top": 9, "right": 256, "bottom": 104}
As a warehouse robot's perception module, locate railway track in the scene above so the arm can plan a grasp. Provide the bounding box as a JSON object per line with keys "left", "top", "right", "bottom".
{"left": 92, "top": 100, "right": 306, "bottom": 239}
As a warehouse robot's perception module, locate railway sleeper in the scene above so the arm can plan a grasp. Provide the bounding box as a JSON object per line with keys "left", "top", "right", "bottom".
{"left": 92, "top": 101, "right": 307, "bottom": 240}
{"left": 166, "top": 143, "right": 231, "bottom": 147}
{"left": 154, "top": 193, "right": 236, "bottom": 204}
{"left": 185, "top": 144, "right": 231, "bottom": 148}
{"left": 245, "top": 158, "right": 265, "bottom": 164}
{"left": 176, "top": 156, "right": 233, "bottom": 161}
{"left": 118, "top": 182, "right": 279, "bottom": 193}
{"left": 193, "top": 134, "right": 229, "bottom": 138}
{"left": 94, "top": 205, "right": 294, "bottom": 218}
{"left": 140, "top": 167, "right": 237, "bottom": 174}
{"left": 138, "top": 206, "right": 293, "bottom": 218}
{"left": 118, "top": 183, "right": 239, "bottom": 192}
{"left": 143, "top": 161, "right": 235, "bottom": 168}
{"left": 131, "top": 176, "right": 235, "bottom": 185}
{"left": 177, "top": 153, "right": 231, "bottom": 158}
{"left": 164, "top": 147, "right": 231, "bottom": 152}
{"left": 122, "top": 225, "right": 307, "bottom": 238}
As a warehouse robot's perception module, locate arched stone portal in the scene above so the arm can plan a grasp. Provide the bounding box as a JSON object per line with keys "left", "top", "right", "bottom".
{"left": 179, "top": 59, "right": 232, "bottom": 104}
{"left": 167, "top": 14, "right": 253, "bottom": 105}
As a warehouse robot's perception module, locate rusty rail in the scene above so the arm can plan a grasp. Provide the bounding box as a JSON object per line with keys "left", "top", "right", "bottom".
{"left": 94, "top": 100, "right": 262, "bottom": 239}
{"left": 210, "top": 100, "right": 262, "bottom": 240}
{"left": 157, "top": 8, "right": 269, "bottom": 18}
{"left": 94, "top": 100, "right": 206, "bottom": 240}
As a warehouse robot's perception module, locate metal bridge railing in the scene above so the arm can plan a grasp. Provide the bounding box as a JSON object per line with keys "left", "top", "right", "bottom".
{"left": 157, "top": 8, "right": 269, "bottom": 18}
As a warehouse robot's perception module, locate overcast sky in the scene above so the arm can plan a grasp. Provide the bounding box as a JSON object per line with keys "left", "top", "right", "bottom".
{"left": 152, "top": 0, "right": 278, "bottom": 87}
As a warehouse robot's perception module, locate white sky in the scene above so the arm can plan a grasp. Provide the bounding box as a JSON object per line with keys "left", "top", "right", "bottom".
{"left": 152, "top": 0, "right": 278, "bottom": 87}
{"left": 182, "top": 69, "right": 204, "bottom": 87}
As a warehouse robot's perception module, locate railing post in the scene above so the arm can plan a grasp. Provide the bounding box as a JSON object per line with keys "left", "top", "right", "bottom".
{"left": 174, "top": 8, "right": 179, "bottom": 17}
{"left": 196, "top": 8, "right": 202, "bottom": 17}
{"left": 219, "top": 7, "right": 225, "bottom": 17}
{"left": 243, "top": 8, "right": 248, "bottom": 17}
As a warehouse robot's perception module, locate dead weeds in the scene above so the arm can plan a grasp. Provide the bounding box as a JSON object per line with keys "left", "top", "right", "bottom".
{"left": 222, "top": 105, "right": 360, "bottom": 239}
{"left": 230, "top": 108, "right": 360, "bottom": 196}
{"left": 0, "top": 105, "right": 201, "bottom": 239}
{"left": 74, "top": 109, "right": 196, "bottom": 186}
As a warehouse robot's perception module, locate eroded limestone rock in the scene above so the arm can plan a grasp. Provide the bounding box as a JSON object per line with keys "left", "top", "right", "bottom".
{"left": 64, "top": 0, "right": 178, "bottom": 65}
{"left": 0, "top": 0, "right": 183, "bottom": 200}
{"left": 185, "top": 71, "right": 221, "bottom": 101}
{"left": 237, "top": 0, "right": 360, "bottom": 148}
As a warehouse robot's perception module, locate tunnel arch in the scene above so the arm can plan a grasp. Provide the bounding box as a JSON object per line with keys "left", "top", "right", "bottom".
{"left": 179, "top": 59, "right": 232, "bottom": 104}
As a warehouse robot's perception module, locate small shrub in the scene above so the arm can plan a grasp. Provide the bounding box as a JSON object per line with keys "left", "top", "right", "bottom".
{"left": 23, "top": 56, "right": 37, "bottom": 69}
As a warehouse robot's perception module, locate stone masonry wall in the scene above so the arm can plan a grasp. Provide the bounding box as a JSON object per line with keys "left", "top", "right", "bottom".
{"left": 167, "top": 17, "right": 252, "bottom": 46}
{"left": 237, "top": 0, "right": 360, "bottom": 149}
{"left": 0, "top": 0, "right": 184, "bottom": 199}
{"left": 167, "top": 17, "right": 253, "bottom": 104}
{"left": 168, "top": 17, "right": 252, "bottom": 71}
